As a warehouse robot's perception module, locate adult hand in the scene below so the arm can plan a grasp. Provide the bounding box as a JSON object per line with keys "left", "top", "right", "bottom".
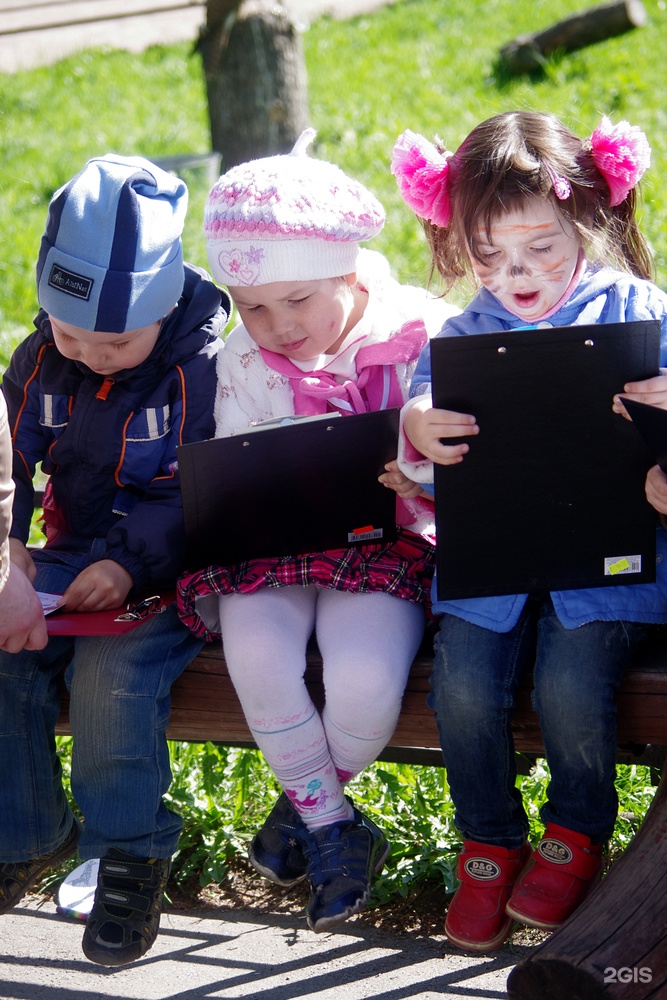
{"left": 61, "top": 559, "right": 134, "bottom": 612}
{"left": 403, "top": 396, "right": 479, "bottom": 465}
{"left": 613, "top": 371, "right": 667, "bottom": 419}
{"left": 0, "top": 561, "right": 48, "bottom": 652}
{"left": 9, "top": 536, "right": 37, "bottom": 581}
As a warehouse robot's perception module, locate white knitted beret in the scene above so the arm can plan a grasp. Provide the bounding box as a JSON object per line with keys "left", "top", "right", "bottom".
{"left": 204, "top": 129, "right": 385, "bottom": 286}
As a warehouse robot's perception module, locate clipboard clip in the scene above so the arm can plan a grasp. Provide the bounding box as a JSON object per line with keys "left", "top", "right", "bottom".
{"left": 114, "top": 595, "right": 167, "bottom": 623}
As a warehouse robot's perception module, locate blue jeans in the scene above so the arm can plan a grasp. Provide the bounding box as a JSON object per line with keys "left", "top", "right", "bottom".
{"left": 0, "top": 542, "right": 203, "bottom": 862}
{"left": 428, "top": 594, "right": 648, "bottom": 848}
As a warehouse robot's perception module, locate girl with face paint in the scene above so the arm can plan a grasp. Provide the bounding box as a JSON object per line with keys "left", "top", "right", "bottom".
{"left": 390, "top": 111, "right": 667, "bottom": 953}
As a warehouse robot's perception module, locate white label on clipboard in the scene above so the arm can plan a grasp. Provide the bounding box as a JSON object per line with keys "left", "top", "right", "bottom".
{"left": 348, "top": 527, "right": 384, "bottom": 542}
{"left": 604, "top": 555, "right": 642, "bottom": 576}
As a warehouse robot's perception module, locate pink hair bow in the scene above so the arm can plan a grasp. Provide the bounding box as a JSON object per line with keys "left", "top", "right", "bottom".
{"left": 590, "top": 116, "right": 651, "bottom": 207}
{"left": 391, "top": 130, "right": 453, "bottom": 227}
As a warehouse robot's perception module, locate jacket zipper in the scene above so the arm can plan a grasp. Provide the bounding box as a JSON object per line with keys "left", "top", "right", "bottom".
{"left": 96, "top": 376, "right": 115, "bottom": 400}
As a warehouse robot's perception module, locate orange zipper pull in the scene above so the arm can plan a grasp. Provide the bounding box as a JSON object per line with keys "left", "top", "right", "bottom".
{"left": 96, "top": 377, "right": 114, "bottom": 400}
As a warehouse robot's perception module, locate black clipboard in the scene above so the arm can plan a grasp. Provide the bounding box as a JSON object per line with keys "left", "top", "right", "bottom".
{"left": 622, "top": 397, "right": 667, "bottom": 474}
{"left": 430, "top": 321, "right": 660, "bottom": 600}
{"left": 177, "top": 408, "right": 399, "bottom": 569}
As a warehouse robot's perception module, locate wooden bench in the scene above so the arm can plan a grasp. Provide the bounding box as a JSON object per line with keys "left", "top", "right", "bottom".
{"left": 56, "top": 624, "right": 667, "bottom": 773}
{"left": 53, "top": 616, "right": 667, "bottom": 1000}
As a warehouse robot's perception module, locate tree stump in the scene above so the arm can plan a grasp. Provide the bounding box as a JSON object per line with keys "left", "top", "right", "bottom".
{"left": 199, "top": 0, "right": 310, "bottom": 171}
{"left": 499, "top": 0, "right": 647, "bottom": 74}
{"left": 507, "top": 760, "right": 667, "bottom": 1000}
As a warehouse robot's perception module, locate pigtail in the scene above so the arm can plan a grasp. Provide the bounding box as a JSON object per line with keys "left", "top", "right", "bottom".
{"left": 420, "top": 219, "right": 468, "bottom": 291}
{"left": 602, "top": 192, "right": 654, "bottom": 281}
{"left": 586, "top": 117, "right": 653, "bottom": 281}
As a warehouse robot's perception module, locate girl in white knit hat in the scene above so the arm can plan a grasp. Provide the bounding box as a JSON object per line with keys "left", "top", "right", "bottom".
{"left": 177, "top": 131, "right": 459, "bottom": 932}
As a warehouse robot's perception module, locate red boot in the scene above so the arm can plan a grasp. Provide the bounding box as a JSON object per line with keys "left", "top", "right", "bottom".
{"left": 505, "top": 823, "right": 603, "bottom": 931}
{"left": 445, "top": 840, "right": 532, "bottom": 952}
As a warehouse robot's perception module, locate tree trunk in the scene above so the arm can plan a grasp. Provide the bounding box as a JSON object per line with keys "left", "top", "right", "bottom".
{"left": 500, "top": 0, "right": 647, "bottom": 74}
{"left": 507, "top": 761, "right": 667, "bottom": 1000}
{"left": 200, "top": 0, "right": 310, "bottom": 171}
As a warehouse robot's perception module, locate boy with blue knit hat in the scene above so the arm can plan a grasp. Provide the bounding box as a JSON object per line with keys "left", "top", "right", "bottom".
{"left": 0, "top": 154, "right": 230, "bottom": 966}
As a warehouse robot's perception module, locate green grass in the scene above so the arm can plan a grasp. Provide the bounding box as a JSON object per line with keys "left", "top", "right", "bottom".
{"left": 1, "top": 0, "right": 666, "bottom": 347}
{"left": 52, "top": 736, "right": 658, "bottom": 908}
{"left": 305, "top": 0, "right": 667, "bottom": 299}
{"left": 3, "top": 0, "right": 664, "bottom": 905}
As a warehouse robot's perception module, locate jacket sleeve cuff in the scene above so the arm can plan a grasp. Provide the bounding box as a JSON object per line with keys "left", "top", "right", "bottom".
{"left": 397, "top": 395, "right": 435, "bottom": 485}
{"left": 0, "top": 537, "right": 9, "bottom": 590}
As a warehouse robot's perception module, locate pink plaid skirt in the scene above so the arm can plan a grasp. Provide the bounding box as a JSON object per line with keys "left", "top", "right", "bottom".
{"left": 177, "top": 528, "right": 435, "bottom": 641}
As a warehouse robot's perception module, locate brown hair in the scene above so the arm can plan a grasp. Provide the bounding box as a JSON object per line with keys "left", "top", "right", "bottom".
{"left": 422, "top": 111, "right": 653, "bottom": 290}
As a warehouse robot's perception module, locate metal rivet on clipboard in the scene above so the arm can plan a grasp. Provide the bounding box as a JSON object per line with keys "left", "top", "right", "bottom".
{"left": 114, "top": 595, "right": 167, "bottom": 623}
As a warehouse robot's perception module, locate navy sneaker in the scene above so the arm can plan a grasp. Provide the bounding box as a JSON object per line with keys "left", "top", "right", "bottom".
{"left": 302, "top": 807, "right": 390, "bottom": 932}
{"left": 0, "top": 819, "right": 80, "bottom": 915}
{"left": 82, "top": 849, "right": 170, "bottom": 966}
{"left": 248, "top": 792, "right": 308, "bottom": 887}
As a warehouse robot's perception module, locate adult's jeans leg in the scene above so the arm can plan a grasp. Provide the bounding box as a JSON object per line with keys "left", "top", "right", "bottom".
{"left": 0, "top": 554, "right": 80, "bottom": 861}
{"left": 429, "top": 610, "right": 536, "bottom": 848}
{"left": 0, "top": 637, "right": 75, "bottom": 860}
{"left": 68, "top": 604, "right": 203, "bottom": 859}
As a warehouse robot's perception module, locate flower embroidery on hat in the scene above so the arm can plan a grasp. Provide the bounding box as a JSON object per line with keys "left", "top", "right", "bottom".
{"left": 218, "top": 248, "right": 263, "bottom": 285}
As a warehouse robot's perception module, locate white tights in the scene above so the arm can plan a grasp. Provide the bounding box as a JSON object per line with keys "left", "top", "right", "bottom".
{"left": 218, "top": 586, "right": 424, "bottom": 831}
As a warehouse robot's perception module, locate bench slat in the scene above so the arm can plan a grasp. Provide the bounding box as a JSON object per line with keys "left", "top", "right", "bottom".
{"left": 55, "top": 636, "right": 667, "bottom": 764}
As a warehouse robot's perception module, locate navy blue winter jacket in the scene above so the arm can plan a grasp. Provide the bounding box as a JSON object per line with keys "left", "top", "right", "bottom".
{"left": 2, "top": 263, "right": 230, "bottom": 591}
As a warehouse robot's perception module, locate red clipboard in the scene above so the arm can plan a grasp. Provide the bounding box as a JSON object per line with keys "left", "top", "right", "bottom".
{"left": 45, "top": 594, "right": 176, "bottom": 636}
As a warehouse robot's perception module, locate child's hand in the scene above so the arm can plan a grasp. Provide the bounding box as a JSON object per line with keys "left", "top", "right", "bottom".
{"left": 404, "top": 396, "right": 479, "bottom": 465}
{"left": 379, "top": 460, "right": 430, "bottom": 499}
{"left": 613, "top": 371, "right": 667, "bottom": 419}
{"left": 61, "top": 559, "right": 133, "bottom": 612}
{"left": 645, "top": 464, "right": 667, "bottom": 514}
{"left": 9, "top": 537, "right": 37, "bottom": 581}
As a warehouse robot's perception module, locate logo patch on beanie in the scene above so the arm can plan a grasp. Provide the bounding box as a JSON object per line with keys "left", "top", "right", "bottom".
{"left": 538, "top": 838, "right": 573, "bottom": 865}
{"left": 464, "top": 857, "right": 502, "bottom": 881}
{"left": 48, "top": 264, "right": 93, "bottom": 301}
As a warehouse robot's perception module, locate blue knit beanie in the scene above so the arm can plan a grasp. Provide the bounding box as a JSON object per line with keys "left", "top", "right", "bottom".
{"left": 36, "top": 154, "right": 187, "bottom": 333}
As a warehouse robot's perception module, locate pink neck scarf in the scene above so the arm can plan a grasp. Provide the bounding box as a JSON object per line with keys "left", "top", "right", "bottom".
{"left": 259, "top": 319, "right": 428, "bottom": 416}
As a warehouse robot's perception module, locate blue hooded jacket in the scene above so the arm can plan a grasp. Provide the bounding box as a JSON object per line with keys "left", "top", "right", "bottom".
{"left": 408, "top": 264, "right": 667, "bottom": 630}
{"left": 2, "top": 263, "right": 230, "bottom": 592}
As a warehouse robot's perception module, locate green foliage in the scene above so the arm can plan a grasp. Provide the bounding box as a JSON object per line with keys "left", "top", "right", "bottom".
{"left": 4, "top": 0, "right": 664, "bottom": 906}
{"left": 52, "top": 735, "right": 659, "bottom": 909}
{"left": 305, "top": 0, "right": 667, "bottom": 295}
{"left": 348, "top": 762, "right": 460, "bottom": 904}
{"left": 0, "top": 44, "right": 212, "bottom": 356}
{"left": 1, "top": 0, "right": 666, "bottom": 358}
